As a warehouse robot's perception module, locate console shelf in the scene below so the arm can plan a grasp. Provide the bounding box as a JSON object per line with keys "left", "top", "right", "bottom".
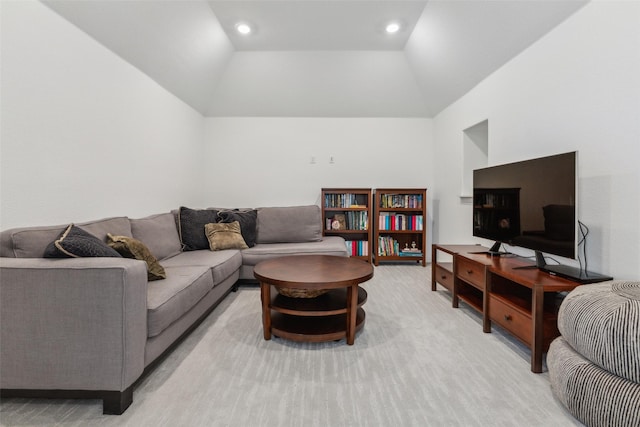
{"left": 270, "top": 287, "right": 368, "bottom": 342}
{"left": 431, "top": 244, "right": 608, "bottom": 373}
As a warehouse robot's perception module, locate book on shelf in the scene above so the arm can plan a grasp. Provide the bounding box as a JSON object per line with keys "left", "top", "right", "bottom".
{"left": 377, "top": 235, "right": 400, "bottom": 256}
{"left": 379, "top": 194, "right": 423, "bottom": 209}
{"left": 327, "top": 211, "right": 368, "bottom": 231}
{"left": 399, "top": 251, "right": 423, "bottom": 257}
{"left": 324, "top": 193, "right": 368, "bottom": 209}
{"left": 345, "top": 240, "right": 368, "bottom": 256}
{"left": 378, "top": 213, "right": 423, "bottom": 231}
{"left": 346, "top": 211, "right": 368, "bottom": 230}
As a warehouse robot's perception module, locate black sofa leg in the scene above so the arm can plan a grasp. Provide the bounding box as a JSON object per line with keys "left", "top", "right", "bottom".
{"left": 102, "top": 386, "right": 133, "bottom": 415}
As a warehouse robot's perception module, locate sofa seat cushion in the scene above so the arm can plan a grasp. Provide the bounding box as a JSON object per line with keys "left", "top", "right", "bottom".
{"left": 161, "top": 249, "right": 242, "bottom": 285}
{"left": 241, "top": 236, "right": 349, "bottom": 267}
{"left": 558, "top": 280, "right": 640, "bottom": 383}
{"left": 147, "top": 265, "right": 214, "bottom": 337}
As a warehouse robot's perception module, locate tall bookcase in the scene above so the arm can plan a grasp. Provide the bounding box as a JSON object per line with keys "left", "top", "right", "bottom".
{"left": 321, "top": 188, "right": 372, "bottom": 263}
{"left": 374, "top": 188, "right": 427, "bottom": 266}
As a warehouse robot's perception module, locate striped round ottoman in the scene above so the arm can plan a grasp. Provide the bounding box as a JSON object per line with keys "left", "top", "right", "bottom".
{"left": 548, "top": 281, "right": 640, "bottom": 427}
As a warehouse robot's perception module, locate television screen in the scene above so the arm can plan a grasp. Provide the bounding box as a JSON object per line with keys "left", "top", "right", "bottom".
{"left": 473, "top": 151, "right": 577, "bottom": 259}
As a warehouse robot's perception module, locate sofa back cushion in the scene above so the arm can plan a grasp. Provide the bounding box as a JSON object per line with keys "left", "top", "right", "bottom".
{"left": 130, "top": 213, "right": 182, "bottom": 260}
{"left": 4, "top": 217, "right": 131, "bottom": 258}
{"left": 256, "top": 205, "right": 322, "bottom": 244}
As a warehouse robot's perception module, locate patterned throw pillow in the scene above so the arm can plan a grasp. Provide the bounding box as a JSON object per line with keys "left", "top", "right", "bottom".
{"left": 43, "top": 224, "right": 122, "bottom": 258}
{"left": 106, "top": 233, "right": 166, "bottom": 281}
{"left": 178, "top": 206, "right": 220, "bottom": 251}
{"left": 205, "top": 221, "right": 249, "bottom": 251}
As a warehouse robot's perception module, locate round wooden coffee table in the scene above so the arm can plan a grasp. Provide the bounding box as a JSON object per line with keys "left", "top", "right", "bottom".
{"left": 253, "top": 255, "right": 374, "bottom": 345}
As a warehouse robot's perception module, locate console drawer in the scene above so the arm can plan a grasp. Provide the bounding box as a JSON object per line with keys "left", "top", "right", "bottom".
{"left": 489, "top": 295, "right": 532, "bottom": 346}
{"left": 434, "top": 264, "right": 454, "bottom": 292}
{"left": 456, "top": 257, "right": 485, "bottom": 289}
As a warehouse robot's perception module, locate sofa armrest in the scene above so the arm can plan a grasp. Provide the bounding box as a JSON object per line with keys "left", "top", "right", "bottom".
{"left": 0, "top": 257, "right": 148, "bottom": 393}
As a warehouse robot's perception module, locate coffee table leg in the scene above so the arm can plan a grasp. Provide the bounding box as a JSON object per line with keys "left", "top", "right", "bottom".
{"left": 346, "top": 284, "right": 358, "bottom": 345}
{"left": 260, "top": 282, "right": 271, "bottom": 340}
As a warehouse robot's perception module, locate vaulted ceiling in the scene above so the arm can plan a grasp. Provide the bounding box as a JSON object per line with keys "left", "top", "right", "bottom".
{"left": 42, "top": 0, "right": 589, "bottom": 117}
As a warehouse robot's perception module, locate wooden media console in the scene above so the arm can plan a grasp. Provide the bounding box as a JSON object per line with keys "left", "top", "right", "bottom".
{"left": 431, "top": 244, "right": 602, "bottom": 373}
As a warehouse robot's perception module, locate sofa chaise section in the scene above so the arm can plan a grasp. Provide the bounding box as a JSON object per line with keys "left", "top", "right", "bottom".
{"left": 0, "top": 257, "right": 148, "bottom": 414}
{"left": 0, "top": 214, "right": 240, "bottom": 414}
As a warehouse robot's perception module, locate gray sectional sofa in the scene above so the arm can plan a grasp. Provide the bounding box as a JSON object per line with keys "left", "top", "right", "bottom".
{"left": 0, "top": 205, "right": 348, "bottom": 414}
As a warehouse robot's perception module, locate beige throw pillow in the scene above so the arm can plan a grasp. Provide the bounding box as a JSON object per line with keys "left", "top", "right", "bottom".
{"left": 205, "top": 221, "right": 248, "bottom": 251}
{"left": 107, "top": 233, "right": 166, "bottom": 281}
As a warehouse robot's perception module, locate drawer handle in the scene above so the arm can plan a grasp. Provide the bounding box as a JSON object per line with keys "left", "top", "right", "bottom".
{"left": 504, "top": 314, "right": 512, "bottom": 321}
{"left": 467, "top": 270, "right": 473, "bottom": 274}
{"left": 441, "top": 275, "right": 447, "bottom": 280}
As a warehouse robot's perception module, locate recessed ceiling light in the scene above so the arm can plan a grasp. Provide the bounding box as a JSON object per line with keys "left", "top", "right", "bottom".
{"left": 236, "top": 23, "right": 251, "bottom": 35}
{"left": 385, "top": 22, "right": 400, "bottom": 34}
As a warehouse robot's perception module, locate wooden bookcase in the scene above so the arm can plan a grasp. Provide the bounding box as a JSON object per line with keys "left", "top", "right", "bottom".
{"left": 321, "top": 188, "right": 372, "bottom": 263}
{"left": 374, "top": 188, "right": 427, "bottom": 266}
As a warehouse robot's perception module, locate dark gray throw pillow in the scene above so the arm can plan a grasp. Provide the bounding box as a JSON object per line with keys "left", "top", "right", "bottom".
{"left": 178, "top": 206, "right": 220, "bottom": 251}
{"left": 218, "top": 209, "right": 258, "bottom": 247}
{"left": 43, "top": 224, "right": 122, "bottom": 258}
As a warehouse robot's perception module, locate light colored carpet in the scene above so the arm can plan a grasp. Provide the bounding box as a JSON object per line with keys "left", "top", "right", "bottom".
{"left": 0, "top": 265, "right": 582, "bottom": 426}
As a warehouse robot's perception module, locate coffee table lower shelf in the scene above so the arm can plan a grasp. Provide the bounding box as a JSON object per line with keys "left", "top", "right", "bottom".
{"left": 268, "top": 286, "right": 367, "bottom": 343}
{"left": 271, "top": 309, "right": 366, "bottom": 343}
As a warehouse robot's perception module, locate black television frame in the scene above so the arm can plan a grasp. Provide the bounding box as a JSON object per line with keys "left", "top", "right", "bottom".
{"left": 473, "top": 151, "right": 578, "bottom": 258}
{"left": 472, "top": 151, "right": 611, "bottom": 283}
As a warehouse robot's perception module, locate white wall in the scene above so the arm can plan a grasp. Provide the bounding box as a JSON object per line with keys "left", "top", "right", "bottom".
{"left": 203, "top": 117, "right": 435, "bottom": 250}
{"left": 0, "top": 0, "right": 205, "bottom": 229}
{"left": 432, "top": 1, "right": 640, "bottom": 278}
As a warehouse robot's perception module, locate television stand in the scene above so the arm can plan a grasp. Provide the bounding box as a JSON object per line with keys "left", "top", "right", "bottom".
{"left": 469, "top": 240, "right": 510, "bottom": 257}
{"left": 431, "top": 244, "right": 613, "bottom": 373}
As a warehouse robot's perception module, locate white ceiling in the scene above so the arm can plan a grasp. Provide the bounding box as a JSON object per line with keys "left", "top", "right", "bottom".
{"left": 209, "top": 0, "right": 427, "bottom": 51}
{"left": 41, "top": 0, "right": 589, "bottom": 117}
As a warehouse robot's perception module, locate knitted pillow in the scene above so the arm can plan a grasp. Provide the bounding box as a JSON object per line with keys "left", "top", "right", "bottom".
{"left": 43, "top": 224, "right": 122, "bottom": 258}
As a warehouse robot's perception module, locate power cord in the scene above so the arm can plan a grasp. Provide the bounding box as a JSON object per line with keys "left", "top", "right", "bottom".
{"left": 578, "top": 220, "right": 589, "bottom": 272}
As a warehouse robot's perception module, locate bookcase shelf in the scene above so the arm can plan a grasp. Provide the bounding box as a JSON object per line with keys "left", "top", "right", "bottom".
{"left": 321, "top": 188, "right": 372, "bottom": 263}
{"left": 374, "top": 188, "right": 427, "bottom": 266}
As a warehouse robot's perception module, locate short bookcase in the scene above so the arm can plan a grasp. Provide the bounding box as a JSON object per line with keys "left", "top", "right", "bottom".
{"left": 321, "top": 188, "right": 372, "bottom": 263}
{"left": 374, "top": 188, "right": 427, "bottom": 266}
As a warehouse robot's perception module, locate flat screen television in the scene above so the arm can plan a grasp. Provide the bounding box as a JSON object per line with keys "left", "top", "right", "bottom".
{"left": 473, "top": 151, "right": 578, "bottom": 259}
{"left": 472, "top": 151, "right": 612, "bottom": 284}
